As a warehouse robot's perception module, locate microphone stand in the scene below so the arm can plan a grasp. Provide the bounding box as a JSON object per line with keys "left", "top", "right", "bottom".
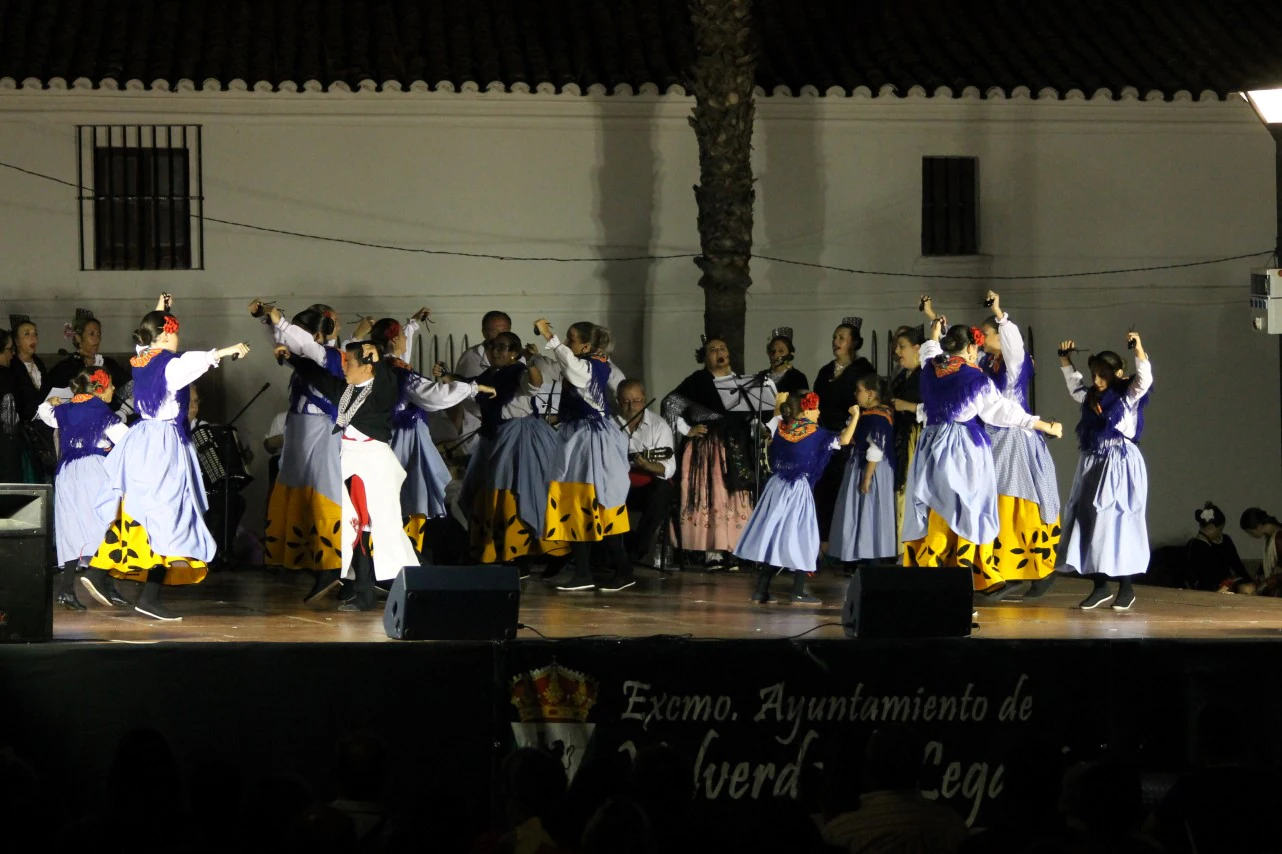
{"left": 218, "top": 381, "right": 271, "bottom": 568}
{"left": 731, "top": 371, "right": 776, "bottom": 499}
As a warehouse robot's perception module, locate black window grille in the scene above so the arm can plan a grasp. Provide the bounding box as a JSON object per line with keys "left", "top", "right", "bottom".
{"left": 76, "top": 125, "right": 204, "bottom": 270}
{"left": 921, "top": 156, "right": 978, "bottom": 256}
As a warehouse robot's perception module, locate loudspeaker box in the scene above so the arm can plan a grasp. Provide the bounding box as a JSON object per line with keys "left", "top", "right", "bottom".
{"left": 383, "top": 565, "right": 520, "bottom": 640}
{"left": 842, "top": 564, "right": 973, "bottom": 639}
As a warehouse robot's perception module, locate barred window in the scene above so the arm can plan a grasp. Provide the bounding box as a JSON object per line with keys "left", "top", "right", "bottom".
{"left": 77, "top": 125, "right": 204, "bottom": 270}
{"left": 921, "top": 156, "right": 978, "bottom": 256}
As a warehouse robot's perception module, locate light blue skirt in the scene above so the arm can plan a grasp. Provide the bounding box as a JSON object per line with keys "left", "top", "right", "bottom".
{"left": 989, "top": 424, "right": 1060, "bottom": 524}
{"left": 734, "top": 477, "right": 819, "bottom": 573}
{"left": 901, "top": 422, "right": 999, "bottom": 545}
{"left": 393, "top": 418, "right": 452, "bottom": 519}
{"left": 461, "top": 416, "right": 561, "bottom": 537}
{"left": 276, "top": 411, "right": 342, "bottom": 506}
{"left": 1058, "top": 440, "right": 1149, "bottom": 577}
{"left": 548, "top": 418, "right": 630, "bottom": 511}
{"left": 55, "top": 455, "right": 111, "bottom": 566}
{"left": 828, "top": 458, "right": 897, "bottom": 562}
{"left": 94, "top": 419, "right": 215, "bottom": 562}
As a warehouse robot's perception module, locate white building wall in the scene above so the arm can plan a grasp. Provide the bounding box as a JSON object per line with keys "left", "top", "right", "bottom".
{"left": 0, "top": 88, "right": 1275, "bottom": 551}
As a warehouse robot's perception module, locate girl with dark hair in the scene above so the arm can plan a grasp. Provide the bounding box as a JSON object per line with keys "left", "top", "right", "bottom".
{"left": 902, "top": 318, "right": 1063, "bottom": 583}
{"left": 254, "top": 300, "right": 348, "bottom": 601}
{"left": 367, "top": 313, "right": 492, "bottom": 557}
{"left": 87, "top": 295, "right": 250, "bottom": 620}
{"left": 535, "top": 318, "right": 635, "bottom": 592}
{"left": 765, "top": 328, "right": 809, "bottom": 396}
{"left": 662, "top": 336, "right": 762, "bottom": 569}
{"left": 43, "top": 309, "right": 132, "bottom": 413}
{"left": 7, "top": 315, "right": 47, "bottom": 481}
{"left": 1057, "top": 331, "right": 1153, "bottom": 610}
{"left": 828, "top": 374, "right": 898, "bottom": 565}
{"left": 738, "top": 391, "right": 858, "bottom": 603}
{"left": 36, "top": 368, "right": 130, "bottom": 610}
{"left": 0, "top": 328, "right": 22, "bottom": 483}
{"left": 1186, "top": 502, "right": 1249, "bottom": 592}
{"left": 812, "top": 318, "right": 876, "bottom": 553}
{"left": 972, "top": 291, "right": 1062, "bottom": 600}
{"left": 462, "top": 331, "right": 569, "bottom": 565}
{"left": 1239, "top": 507, "right": 1282, "bottom": 595}
{"left": 890, "top": 318, "right": 926, "bottom": 534}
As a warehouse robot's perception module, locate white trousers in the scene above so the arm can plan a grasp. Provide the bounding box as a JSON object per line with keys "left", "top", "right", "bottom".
{"left": 340, "top": 439, "right": 419, "bottom": 582}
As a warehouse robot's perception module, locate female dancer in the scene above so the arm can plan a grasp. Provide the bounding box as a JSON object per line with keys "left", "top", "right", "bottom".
{"left": 367, "top": 315, "right": 491, "bottom": 555}
{"left": 765, "top": 328, "right": 809, "bottom": 396}
{"left": 974, "top": 291, "right": 1061, "bottom": 600}
{"left": 902, "top": 319, "right": 1063, "bottom": 587}
{"left": 37, "top": 368, "right": 130, "bottom": 610}
{"left": 812, "top": 317, "right": 875, "bottom": 552}
{"left": 257, "top": 302, "right": 346, "bottom": 602}
{"left": 461, "top": 331, "right": 569, "bottom": 564}
{"left": 828, "top": 374, "right": 898, "bottom": 566}
{"left": 1057, "top": 333, "right": 1152, "bottom": 610}
{"left": 44, "top": 309, "right": 132, "bottom": 410}
{"left": 88, "top": 296, "right": 250, "bottom": 620}
{"left": 890, "top": 323, "right": 925, "bottom": 534}
{"left": 0, "top": 329, "right": 22, "bottom": 483}
{"left": 8, "top": 314, "right": 47, "bottom": 481}
{"left": 534, "top": 319, "right": 634, "bottom": 592}
{"left": 739, "top": 391, "right": 858, "bottom": 604}
{"left": 663, "top": 337, "right": 760, "bottom": 569}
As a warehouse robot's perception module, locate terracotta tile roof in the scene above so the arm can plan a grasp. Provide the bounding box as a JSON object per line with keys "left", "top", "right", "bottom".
{"left": 0, "top": 0, "right": 1279, "bottom": 99}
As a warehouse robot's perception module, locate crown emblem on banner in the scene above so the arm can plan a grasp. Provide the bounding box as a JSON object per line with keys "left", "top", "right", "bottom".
{"left": 510, "top": 663, "right": 598, "bottom": 723}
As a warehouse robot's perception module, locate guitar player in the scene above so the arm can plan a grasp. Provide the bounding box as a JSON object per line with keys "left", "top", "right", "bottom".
{"left": 614, "top": 379, "right": 676, "bottom": 567}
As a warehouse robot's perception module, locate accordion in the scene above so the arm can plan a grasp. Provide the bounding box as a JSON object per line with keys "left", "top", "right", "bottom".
{"left": 192, "top": 425, "right": 252, "bottom": 489}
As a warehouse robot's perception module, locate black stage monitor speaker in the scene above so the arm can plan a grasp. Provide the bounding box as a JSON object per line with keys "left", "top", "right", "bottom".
{"left": 383, "top": 565, "right": 520, "bottom": 640}
{"left": 842, "top": 564, "right": 973, "bottom": 639}
{"left": 0, "top": 484, "right": 54, "bottom": 642}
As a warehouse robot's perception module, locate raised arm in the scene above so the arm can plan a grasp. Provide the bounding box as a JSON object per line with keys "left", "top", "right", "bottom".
{"left": 273, "top": 313, "right": 330, "bottom": 365}
{"left": 164, "top": 350, "right": 222, "bottom": 392}
{"left": 1126, "top": 333, "right": 1152, "bottom": 404}
{"left": 1058, "top": 339, "right": 1087, "bottom": 403}
{"left": 974, "top": 383, "right": 1063, "bottom": 437}
{"left": 290, "top": 355, "right": 344, "bottom": 402}
{"left": 404, "top": 373, "right": 477, "bottom": 412}
{"left": 995, "top": 311, "right": 1027, "bottom": 388}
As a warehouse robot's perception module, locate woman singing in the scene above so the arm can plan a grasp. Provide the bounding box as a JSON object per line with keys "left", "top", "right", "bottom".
{"left": 43, "top": 309, "right": 132, "bottom": 411}
{"left": 0, "top": 329, "right": 23, "bottom": 483}
{"left": 765, "top": 328, "right": 809, "bottom": 396}
{"left": 663, "top": 337, "right": 763, "bottom": 569}
{"left": 88, "top": 295, "right": 250, "bottom": 620}
{"left": 902, "top": 319, "right": 1063, "bottom": 588}
{"left": 812, "top": 317, "right": 875, "bottom": 552}
{"left": 1057, "top": 333, "right": 1153, "bottom": 610}
{"left": 7, "top": 314, "right": 47, "bottom": 481}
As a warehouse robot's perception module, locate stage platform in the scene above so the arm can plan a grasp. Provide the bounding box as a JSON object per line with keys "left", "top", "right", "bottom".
{"left": 48, "top": 566, "right": 1282, "bottom": 643}
{"left": 7, "top": 567, "right": 1282, "bottom": 834}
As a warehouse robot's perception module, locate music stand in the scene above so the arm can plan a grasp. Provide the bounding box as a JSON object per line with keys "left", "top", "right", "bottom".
{"left": 215, "top": 382, "right": 270, "bottom": 567}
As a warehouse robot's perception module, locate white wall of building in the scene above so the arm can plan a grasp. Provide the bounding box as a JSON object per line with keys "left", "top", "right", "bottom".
{"left": 0, "top": 87, "right": 1275, "bottom": 552}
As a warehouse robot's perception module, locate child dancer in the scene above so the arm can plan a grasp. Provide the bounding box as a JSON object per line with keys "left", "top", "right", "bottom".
{"left": 1057, "top": 332, "right": 1152, "bottom": 610}
{"left": 738, "top": 391, "right": 859, "bottom": 604}
{"left": 902, "top": 319, "right": 1063, "bottom": 585}
{"left": 828, "top": 374, "right": 897, "bottom": 567}
{"left": 976, "top": 291, "right": 1061, "bottom": 600}
{"left": 38, "top": 368, "right": 130, "bottom": 610}
{"left": 88, "top": 296, "right": 250, "bottom": 620}
{"left": 534, "top": 319, "right": 634, "bottom": 593}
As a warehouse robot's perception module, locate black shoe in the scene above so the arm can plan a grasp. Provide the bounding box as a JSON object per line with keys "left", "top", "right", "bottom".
{"left": 790, "top": 592, "right": 822, "bottom": 605}
{"left": 977, "top": 581, "right": 1028, "bottom": 603}
{"left": 1079, "top": 587, "right": 1115, "bottom": 610}
{"left": 1023, "top": 575, "right": 1056, "bottom": 599}
{"left": 337, "top": 580, "right": 356, "bottom": 602}
{"left": 79, "top": 573, "right": 115, "bottom": 607}
{"left": 1111, "top": 588, "right": 1137, "bottom": 611}
{"left": 134, "top": 601, "right": 182, "bottom": 621}
{"left": 102, "top": 578, "right": 131, "bottom": 607}
{"left": 598, "top": 574, "right": 636, "bottom": 593}
{"left": 555, "top": 577, "right": 596, "bottom": 592}
{"left": 338, "top": 599, "right": 378, "bottom": 612}
{"left": 303, "top": 570, "right": 342, "bottom": 604}
{"left": 57, "top": 591, "right": 87, "bottom": 611}
{"left": 751, "top": 590, "right": 775, "bottom": 604}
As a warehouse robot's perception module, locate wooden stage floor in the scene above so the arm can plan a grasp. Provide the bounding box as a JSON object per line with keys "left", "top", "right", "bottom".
{"left": 50, "top": 567, "right": 1282, "bottom": 644}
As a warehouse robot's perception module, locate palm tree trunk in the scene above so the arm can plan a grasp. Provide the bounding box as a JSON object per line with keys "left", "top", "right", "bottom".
{"left": 688, "top": 0, "right": 758, "bottom": 373}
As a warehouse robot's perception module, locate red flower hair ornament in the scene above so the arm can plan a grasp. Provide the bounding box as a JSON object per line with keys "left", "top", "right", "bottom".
{"left": 88, "top": 369, "right": 111, "bottom": 393}
{"left": 162, "top": 315, "right": 180, "bottom": 336}
{"left": 800, "top": 392, "right": 821, "bottom": 411}
{"left": 970, "top": 326, "right": 987, "bottom": 349}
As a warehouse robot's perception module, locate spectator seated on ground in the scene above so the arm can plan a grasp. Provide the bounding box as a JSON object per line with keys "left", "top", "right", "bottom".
{"left": 821, "top": 724, "right": 967, "bottom": 854}
{"left": 1239, "top": 507, "right": 1282, "bottom": 595}
{"left": 471, "top": 748, "right": 572, "bottom": 854}
{"left": 1185, "top": 502, "right": 1251, "bottom": 593}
